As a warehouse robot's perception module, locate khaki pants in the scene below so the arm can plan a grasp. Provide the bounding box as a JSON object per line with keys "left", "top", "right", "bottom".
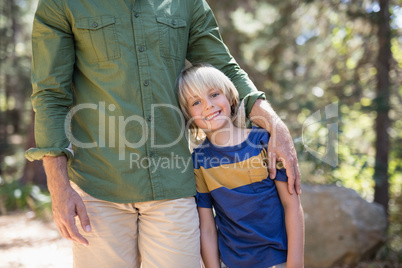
{"left": 71, "top": 182, "right": 200, "bottom": 268}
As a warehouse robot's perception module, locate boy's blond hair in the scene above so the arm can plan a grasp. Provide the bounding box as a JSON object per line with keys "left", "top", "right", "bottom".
{"left": 177, "top": 63, "right": 242, "bottom": 137}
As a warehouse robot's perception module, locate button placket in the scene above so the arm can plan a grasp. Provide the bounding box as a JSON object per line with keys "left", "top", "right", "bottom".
{"left": 131, "top": 2, "right": 163, "bottom": 199}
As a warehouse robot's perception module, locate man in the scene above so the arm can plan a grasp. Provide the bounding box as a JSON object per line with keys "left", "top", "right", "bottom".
{"left": 26, "top": 0, "right": 301, "bottom": 267}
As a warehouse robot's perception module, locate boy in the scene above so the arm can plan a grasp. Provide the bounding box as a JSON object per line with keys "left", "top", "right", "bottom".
{"left": 178, "top": 63, "right": 305, "bottom": 268}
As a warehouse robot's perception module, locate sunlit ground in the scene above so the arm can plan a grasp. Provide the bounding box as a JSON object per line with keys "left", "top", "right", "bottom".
{"left": 1, "top": 211, "right": 400, "bottom": 268}
{"left": 0, "top": 212, "right": 72, "bottom": 268}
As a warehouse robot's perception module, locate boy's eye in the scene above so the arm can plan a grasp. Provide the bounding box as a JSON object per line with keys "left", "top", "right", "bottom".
{"left": 211, "top": 92, "right": 220, "bottom": 98}
{"left": 192, "top": 100, "right": 201, "bottom": 106}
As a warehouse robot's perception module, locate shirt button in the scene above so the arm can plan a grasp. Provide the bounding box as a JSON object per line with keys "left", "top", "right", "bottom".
{"left": 92, "top": 22, "right": 98, "bottom": 28}
{"left": 147, "top": 116, "right": 152, "bottom": 122}
{"left": 138, "top": 46, "right": 145, "bottom": 52}
{"left": 171, "top": 19, "right": 176, "bottom": 26}
{"left": 134, "top": 12, "right": 139, "bottom": 18}
{"left": 143, "top": 80, "right": 149, "bottom": 86}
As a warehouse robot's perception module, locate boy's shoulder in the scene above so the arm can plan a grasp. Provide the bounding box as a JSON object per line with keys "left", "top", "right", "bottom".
{"left": 248, "top": 125, "right": 270, "bottom": 144}
{"left": 192, "top": 138, "right": 210, "bottom": 154}
{"left": 191, "top": 139, "right": 211, "bottom": 168}
{"left": 250, "top": 125, "right": 269, "bottom": 134}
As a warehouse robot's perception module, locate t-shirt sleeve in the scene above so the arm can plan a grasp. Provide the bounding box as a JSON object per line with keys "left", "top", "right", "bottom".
{"left": 192, "top": 151, "right": 213, "bottom": 208}
{"left": 194, "top": 168, "right": 213, "bottom": 208}
{"left": 274, "top": 168, "right": 288, "bottom": 182}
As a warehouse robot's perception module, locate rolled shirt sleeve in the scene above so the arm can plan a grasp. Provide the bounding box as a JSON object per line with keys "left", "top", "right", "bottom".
{"left": 186, "top": 0, "right": 266, "bottom": 117}
{"left": 25, "top": 0, "right": 75, "bottom": 161}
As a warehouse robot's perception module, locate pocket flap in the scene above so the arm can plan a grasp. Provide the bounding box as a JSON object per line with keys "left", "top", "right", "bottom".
{"left": 76, "top": 16, "right": 115, "bottom": 30}
{"left": 156, "top": 16, "right": 186, "bottom": 28}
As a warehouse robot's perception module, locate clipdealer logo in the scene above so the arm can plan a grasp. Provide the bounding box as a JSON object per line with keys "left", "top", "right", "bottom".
{"left": 63, "top": 102, "right": 186, "bottom": 160}
{"left": 302, "top": 102, "right": 339, "bottom": 167}
{"left": 63, "top": 101, "right": 339, "bottom": 167}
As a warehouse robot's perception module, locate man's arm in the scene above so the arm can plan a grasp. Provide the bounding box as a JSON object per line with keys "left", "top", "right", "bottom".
{"left": 26, "top": 0, "right": 75, "bottom": 162}
{"left": 198, "top": 207, "right": 220, "bottom": 268}
{"left": 26, "top": 0, "right": 89, "bottom": 245}
{"left": 250, "top": 99, "right": 302, "bottom": 195}
{"left": 187, "top": 0, "right": 265, "bottom": 117}
{"left": 43, "top": 156, "right": 91, "bottom": 246}
{"left": 186, "top": 0, "right": 301, "bottom": 195}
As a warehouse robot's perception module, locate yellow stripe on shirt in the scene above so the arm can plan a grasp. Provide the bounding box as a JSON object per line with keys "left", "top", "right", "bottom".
{"left": 194, "top": 150, "right": 269, "bottom": 193}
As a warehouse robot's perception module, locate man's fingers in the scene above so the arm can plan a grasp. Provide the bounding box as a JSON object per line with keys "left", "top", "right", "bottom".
{"left": 65, "top": 217, "right": 89, "bottom": 246}
{"left": 294, "top": 163, "right": 302, "bottom": 195}
{"left": 57, "top": 222, "right": 73, "bottom": 241}
{"left": 284, "top": 157, "right": 296, "bottom": 195}
{"left": 56, "top": 219, "right": 85, "bottom": 245}
{"left": 268, "top": 152, "right": 277, "bottom": 179}
{"left": 287, "top": 171, "right": 295, "bottom": 195}
{"left": 76, "top": 201, "right": 92, "bottom": 233}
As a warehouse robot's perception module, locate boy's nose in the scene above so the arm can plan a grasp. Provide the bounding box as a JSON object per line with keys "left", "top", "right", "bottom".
{"left": 205, "top": 99, "right": 214, "bottom": 110}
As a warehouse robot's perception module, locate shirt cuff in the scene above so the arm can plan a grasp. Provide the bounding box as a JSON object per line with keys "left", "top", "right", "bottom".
{"left": 241, "top": 91, "right": 266, "bottom": 127}
{"left": 25, "top": 145, "right": 74, "bottom": 161}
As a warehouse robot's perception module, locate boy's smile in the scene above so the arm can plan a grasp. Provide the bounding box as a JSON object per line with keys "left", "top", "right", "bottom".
{"left": 205, "top": 110, "right": 221, "bottom": 121}
{"left": 187, "top": 89, "right": 233, "bottom": 133}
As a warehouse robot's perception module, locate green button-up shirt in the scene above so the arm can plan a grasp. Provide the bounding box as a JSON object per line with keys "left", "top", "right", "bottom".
{"left": 25, "top": 0, "right": 265, "bottom": 203}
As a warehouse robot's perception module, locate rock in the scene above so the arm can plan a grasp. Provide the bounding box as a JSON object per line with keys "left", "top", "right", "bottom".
{"left": 300, "top": 184, "right": 387, "bottom": 268}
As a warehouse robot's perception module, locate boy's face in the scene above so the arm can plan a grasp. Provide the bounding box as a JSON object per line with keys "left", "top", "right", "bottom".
{"left": 186, "top": 88, "right": 233, "bottom": 133}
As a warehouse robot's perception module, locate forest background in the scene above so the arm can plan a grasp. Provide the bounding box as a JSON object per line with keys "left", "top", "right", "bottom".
{"left": 0, "top": 0, "right": 401, "bottom": 265}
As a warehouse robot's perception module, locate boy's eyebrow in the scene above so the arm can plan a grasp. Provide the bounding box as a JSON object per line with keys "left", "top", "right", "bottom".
{"left": 187, "top": 95, "right": 200, "bottom": 101}
{"left": 188, "top": 94, "right": 198, "bottom": 99}
{"left": 208, "top": 88, "right": 220, "bottom": 93}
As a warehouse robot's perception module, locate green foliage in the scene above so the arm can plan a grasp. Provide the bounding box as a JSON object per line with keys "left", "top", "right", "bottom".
{"left": 209, "top": 0, "right": 402, "bottom": 260}
{"left": 209, "top": 0, "right": 402, "bottom": 197}
{"left": 388, "top": 193, "right": 402, "bottom": 257}
{"left": 0, "top": 178, "right": 51, "bottom": 218}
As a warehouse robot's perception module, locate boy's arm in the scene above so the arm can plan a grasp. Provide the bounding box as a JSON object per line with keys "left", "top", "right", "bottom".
{"left": 198, "top": 207, "right": 220, "bottom": 268}
{"left": 275, "top": 180, "right": 305, "bottom": 268}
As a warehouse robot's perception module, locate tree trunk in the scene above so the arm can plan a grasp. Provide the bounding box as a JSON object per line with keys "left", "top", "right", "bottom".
{"left": 373, "top": 0, "right": 391, "bottom": 217}
{"left": 20, "top": 111, "right": 47, "bottom": 187}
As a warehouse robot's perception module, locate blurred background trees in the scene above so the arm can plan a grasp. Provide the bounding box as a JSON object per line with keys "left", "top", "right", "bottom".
{"left": 0, "top": 0, "right": 48, "bottom": 214}
{"left": 208, "top": 0, "right": 401, "bottom": 261}
{"left": 0, "top": 0, "right": 401, "bottom": 263}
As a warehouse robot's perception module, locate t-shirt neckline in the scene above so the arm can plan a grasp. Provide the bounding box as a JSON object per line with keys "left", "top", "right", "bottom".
{"left": 203, "top": 126, "right": 259, "bottom": 152}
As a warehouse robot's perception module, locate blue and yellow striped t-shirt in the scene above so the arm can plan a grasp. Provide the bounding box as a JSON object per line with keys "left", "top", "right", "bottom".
{"left": 193, "top": 126, "right": 288, "bottom": 268}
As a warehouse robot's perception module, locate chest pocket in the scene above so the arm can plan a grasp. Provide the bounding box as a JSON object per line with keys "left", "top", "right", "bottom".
{"left": 156, "top": 16, "right": 187, "bottom": 61}
{"left": 75, "top": 16, "right": 120, "bottom": 63}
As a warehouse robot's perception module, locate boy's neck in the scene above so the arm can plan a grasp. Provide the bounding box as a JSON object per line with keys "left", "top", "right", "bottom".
{"left": 205, "top": 124, "right": 251, "bottom": 147}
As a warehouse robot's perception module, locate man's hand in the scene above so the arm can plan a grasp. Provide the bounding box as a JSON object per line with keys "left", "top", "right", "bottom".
{"left": 267, "top": 119, "right": 301, "bottom": 195}
{"left": 249, "top": 99, "right": 302, "bottom": 195}
{"left": 43, "top": 156, "right": 91, "bottom": 246}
